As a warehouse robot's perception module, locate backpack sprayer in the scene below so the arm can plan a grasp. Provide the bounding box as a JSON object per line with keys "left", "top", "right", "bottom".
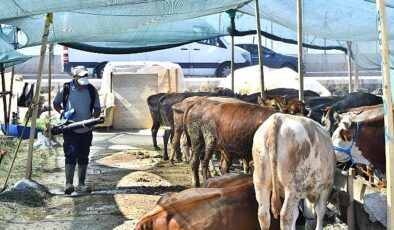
{"left": 50, "top": 117, "right": 105, "bottom": 135}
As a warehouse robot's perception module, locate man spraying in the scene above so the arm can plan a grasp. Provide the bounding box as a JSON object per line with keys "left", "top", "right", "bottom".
{"left": 53, "top": 66, "right": 101, "bottom": 194}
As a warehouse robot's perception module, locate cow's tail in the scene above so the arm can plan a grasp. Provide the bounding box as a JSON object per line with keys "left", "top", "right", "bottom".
{"left": 266, "top": 114, "right": 282, "bottom": 219}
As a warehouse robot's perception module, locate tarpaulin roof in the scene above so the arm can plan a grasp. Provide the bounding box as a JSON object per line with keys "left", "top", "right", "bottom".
{"left": 0, "top": 0, "right": 393, "bottom": 70}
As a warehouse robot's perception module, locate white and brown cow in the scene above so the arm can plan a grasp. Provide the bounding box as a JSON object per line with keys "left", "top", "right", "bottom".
{"left": 332, "top": 114, "right": 385, "bottom": 177}
{"left": 252, "top": 113, "right": 335, "bottom": 230}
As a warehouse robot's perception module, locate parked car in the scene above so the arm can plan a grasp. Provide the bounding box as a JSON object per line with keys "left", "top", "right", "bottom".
{"left": 62, "top": 37, "right": 251, "bottom": 78}
{"left": 235, "top": 43, "right": 302, "bottom": 72}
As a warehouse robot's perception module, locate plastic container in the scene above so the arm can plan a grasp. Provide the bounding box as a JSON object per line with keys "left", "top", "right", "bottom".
{"left": 1, "top": 123, "right": 42, "bottom": 139}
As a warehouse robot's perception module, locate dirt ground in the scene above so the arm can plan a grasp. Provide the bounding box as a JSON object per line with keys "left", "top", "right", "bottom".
{"left": 0, "top": 129, "right": 347, "bottom": 230}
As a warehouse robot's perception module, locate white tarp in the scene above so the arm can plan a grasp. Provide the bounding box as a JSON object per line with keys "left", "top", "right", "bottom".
{"left": 218, "top": 65, "right": 331, "bottom": 96}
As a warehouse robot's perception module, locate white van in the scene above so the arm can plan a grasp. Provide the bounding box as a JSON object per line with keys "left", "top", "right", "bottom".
{"left": 61, "top": 37, "right": 251, "bottom": 78}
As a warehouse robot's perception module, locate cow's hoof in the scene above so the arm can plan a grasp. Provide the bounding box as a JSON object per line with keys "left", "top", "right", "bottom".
{"left": 154, "top": 146, "right": 161, "bottom": 150}
{"left": 163, "top": 156, "right": 169, "bottom": 161}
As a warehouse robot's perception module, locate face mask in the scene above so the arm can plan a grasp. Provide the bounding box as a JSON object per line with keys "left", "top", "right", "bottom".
{"left": 77, "top": 77, "right": 89, "bottom": 86}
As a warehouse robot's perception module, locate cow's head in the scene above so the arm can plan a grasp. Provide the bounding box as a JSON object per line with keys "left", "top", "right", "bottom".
{"left": 331, "top": 120, "right": 370, "bottom": 165}
{"left": 265, "top": 95, "right": 286, "bottom": 111}
{"left": 321, "top": 106, "right": 341, "bottom": 135}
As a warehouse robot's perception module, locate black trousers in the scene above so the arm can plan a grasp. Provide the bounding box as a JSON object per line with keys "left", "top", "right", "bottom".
{"left": 63, "top": 130, "right": 93, "bottom": 165}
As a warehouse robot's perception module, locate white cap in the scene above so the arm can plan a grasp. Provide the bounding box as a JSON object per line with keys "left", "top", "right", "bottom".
{"left": 73, "top": 66, "right": 89, "bottom": 77}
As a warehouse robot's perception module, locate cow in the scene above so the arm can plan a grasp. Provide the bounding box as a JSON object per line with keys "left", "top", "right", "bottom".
{"left": 170, "top": 96, "right": 246, "bottom": 163}
{"left": 321, "top": 104, "right": 383, "bottom": 135}
{"left": 264, "top": 95, "right": 308, "bottom": 116}
{"left": 158, "top": 91, "right": 234, "bottom": 160}
{"left": 147, "top": 93, "right": 166, "bottom": 150}
{"left": 307, "top": 92, "right": 382, "bottom": 124}
{"left": 331, "top": 114, "right": 385, "bottom": 178}
{"left": 252, "top": 113, "right": 336, "bottom": 230}
{"left": 236, "top": 88, "right": 320, "bottom": 104}
{"left": 185, "top": 98, "right": 277, "bottom": 187}
{"left": 134, "top": 173, "right": 280, "bottom": 230}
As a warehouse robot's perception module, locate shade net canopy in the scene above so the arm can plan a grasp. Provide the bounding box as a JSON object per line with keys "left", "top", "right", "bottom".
{"left": 0, "top": 25, "right": 30, "bottom": 68}
{"left": 0, "top": 0, "right": 393, "bottom": 70}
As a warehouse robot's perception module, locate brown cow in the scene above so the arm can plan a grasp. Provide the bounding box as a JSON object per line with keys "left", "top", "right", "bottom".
{"left": 252, "top": 113, "right": 335, "bottom": 230}
{"left": 158, "top": 91, "right": 234, "bottom": 160}
{"left": 134, "top": 173, "right": 280, "bottom": 230}
{"left": 171, "top": 96, "right": 246, "bottom": 163}
{"left": 264, "top": 95, "right": 307, "bottom": 116}
{"left": 185, "top": 99, "right": 277, "bottom": 187}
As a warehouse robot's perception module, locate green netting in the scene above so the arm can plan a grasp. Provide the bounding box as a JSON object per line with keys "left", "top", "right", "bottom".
{"left": 0, "top": 0, "right": 393, "bottom": 70}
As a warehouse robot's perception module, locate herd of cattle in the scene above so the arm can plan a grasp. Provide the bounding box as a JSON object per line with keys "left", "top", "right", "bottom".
{"left": 135, "top": 88, "right": 384, "bottom": 230}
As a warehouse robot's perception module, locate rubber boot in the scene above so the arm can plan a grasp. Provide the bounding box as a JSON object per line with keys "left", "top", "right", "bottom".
{"left": 77, "top": 164, "right": 91, "bottom": 193}
{"left": 64, "top": 164, "right": 75, "bottom": 194}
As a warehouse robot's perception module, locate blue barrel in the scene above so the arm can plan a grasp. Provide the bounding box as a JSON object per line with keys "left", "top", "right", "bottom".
{"left": 1, "top": 123, "right": 42, "bottom": 139}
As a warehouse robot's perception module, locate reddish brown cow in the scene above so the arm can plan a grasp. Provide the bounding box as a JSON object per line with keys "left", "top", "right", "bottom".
{"left": 134, "top": 173, "right": 280, "bottom": 230}
{"left": 184, "top": 99, "right": 277, "bottom": 187}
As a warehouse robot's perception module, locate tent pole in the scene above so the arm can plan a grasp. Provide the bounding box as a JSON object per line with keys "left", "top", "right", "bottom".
{"left": 255, "top": 0, "right": 265, "bottom": 97}
{"left": 7, "top": 66, "right": 15, "bottom": 136}
{"left": 25, "top": 13, "right": 52, "bottom": 179}
{"left": 227, "top": 10, "right": 236, "bottom": 92}
{"left": 375, "top": 1, "right": 394, "bottom": 229}
{"left": 1, "top": 63, "right": 8, "bottom": 133}
{"left": 347, "top": 41, "right": 353, "bottom": 93}
{"left": 48, "top": 43, "right": 53, "bottom": 140}
{"left": 297, "top": 0, "right": 304, "bottom": 101}
{"left": 7, "top": 29, "right": 18, "bottom": 135}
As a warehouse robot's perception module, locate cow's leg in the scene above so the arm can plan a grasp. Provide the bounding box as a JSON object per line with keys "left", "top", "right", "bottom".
{"left": 151, "top": 120, "right": 161, "bottom": 150}
{"left": 314, "top": 189, "right": 331, "bottom": 230}
{"left": 189, "top": 133, "right": 203, "bottom": 187}
{"left": 180, "top": 133, "right": 190, "bottom": 163}
{"left": 243, "top": 159, "right": 251, "bottom": 174}
{"left": 252, "top": 154, "right": 271, "bottom": 230}
{"left": 208, "top": 158, "right": 220, "bottom": 177}
{"left": 255, "top": 184, "right": 271, "bottom": 230}
{"left": 170, "top": 127, "right": 182, "bottom": 163}
{"left": 220, "top": 153, "right": 232, "bottom": 175}
{"left": 162, "top": 129, "right": 170, "bottom": 160}
{"left": 280, "top": 193, "right": 299, "bottom": 230}
{"left": 200, "top": 135, "right": 217, "bottom": 182}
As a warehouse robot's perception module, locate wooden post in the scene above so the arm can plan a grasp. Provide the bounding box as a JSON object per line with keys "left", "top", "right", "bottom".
{"left": 48, "top": 44, "right": 53, "bottom": 120}
{"left": 297, "top": 0, "right": 304, "bottom": 101}
{"left": 25, "top": 13, "right": 52, "bottom": 179}
{"left": 231, "top": 34, "right": 235, "bottom": 91}
{"left": 347, "top": 168, "right": 356, "bottom": 230}
{"left": 255, "top": 0, "right": 265, "bottom": 97}
{"left": 376, "top": 1, "right": 394, "bottom": 229}
{"left": 347, "top": 41, "right": 353, "bottom": 93}
{"left": 354, "top": 44, "right": 360, "bottom": 92}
